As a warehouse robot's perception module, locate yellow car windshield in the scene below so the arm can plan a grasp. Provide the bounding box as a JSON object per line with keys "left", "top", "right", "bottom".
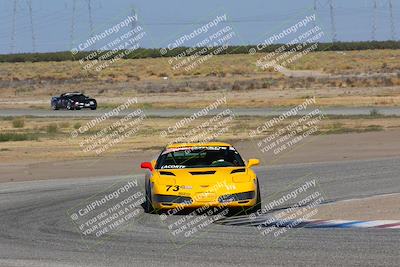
{"left": 156, "top": 146, "right": 245, "bottom": 169}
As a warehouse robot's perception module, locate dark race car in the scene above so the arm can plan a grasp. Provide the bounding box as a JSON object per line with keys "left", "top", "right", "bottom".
{"left": 51, "top": 92, "right": 97, "bottom": 110}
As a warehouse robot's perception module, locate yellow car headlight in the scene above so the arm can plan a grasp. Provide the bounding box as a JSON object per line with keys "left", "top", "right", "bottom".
{"left": 232, "top": 175, "right": 251, "bottom": 183}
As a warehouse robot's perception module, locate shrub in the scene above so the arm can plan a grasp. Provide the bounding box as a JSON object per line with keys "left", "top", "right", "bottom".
{"left": 369, "top": 109, "right": 381, "bottom": 117}
{"left": 232, "top": 82, "right": 242, "bottom": 91}
{"left": 59, "top": 122, "right": 70, "bottom": 128}
{"left": 158, "top": 72, "right": 168, "bottom": 78}
{"left": 366, "top": 125, "right": 383, "bottom": 131}
{"left": 46, "top": 123, "right": 58, "bottom": 134}
{"left": 73, "top": 122, "right": 81, "bottom": 129}
{"left": 0, "top": 133, "right": 38, "bottom": 142}
{"left": 1, "top": 41, "right": 400, "bottom": 63}
{"left": 12, "top": 117, "right": 25, "bottom": 128}
{"left": 141, "top": 103, "right": 153, "bottom": 109}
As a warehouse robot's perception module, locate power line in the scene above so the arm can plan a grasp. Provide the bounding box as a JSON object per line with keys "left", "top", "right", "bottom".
{"left": 27, "top": 0, "right": 35, "bottom": 52}
{"left": 3, "top": 2, "right": 400, "bottom": 53}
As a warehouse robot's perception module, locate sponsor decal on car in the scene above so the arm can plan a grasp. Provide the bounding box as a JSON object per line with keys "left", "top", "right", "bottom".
{"left": 161, "top": 165, "right": 186, "bottom": 169}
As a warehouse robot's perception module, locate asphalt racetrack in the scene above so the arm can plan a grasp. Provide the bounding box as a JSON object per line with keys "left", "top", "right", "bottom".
{"left": 1, "top": 157, "right": 399, "bottom": 267}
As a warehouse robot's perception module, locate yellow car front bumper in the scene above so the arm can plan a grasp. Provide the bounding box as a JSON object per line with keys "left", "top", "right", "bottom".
{"left": 151, "top": 184, "right": 258, "bottom": 210}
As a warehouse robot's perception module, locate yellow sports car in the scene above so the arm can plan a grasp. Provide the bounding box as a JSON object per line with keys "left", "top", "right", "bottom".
{"left": 140, "top": 142, "right": 261, "bottom": 214}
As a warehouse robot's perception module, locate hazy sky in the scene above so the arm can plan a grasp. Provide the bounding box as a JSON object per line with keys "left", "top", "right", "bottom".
{"left": 0, "top": 0, "right": 399, "bottom": 54}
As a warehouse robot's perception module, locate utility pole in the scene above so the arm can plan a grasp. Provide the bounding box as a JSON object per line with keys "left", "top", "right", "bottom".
{"left": 372, "top": 0, "right": 377, "bottom": 40}
{"left": 313, "top": 0, "right": 317, "bottom": 28}
{"left": 70, "top": 0, "right": 76, "bottom": 49}
{"left": 27, "top": 0, "right": 36, "bottom": 52}
{"left": 131, "top": 8, "right": 137, "bottom": 31}
{"left": 329, "top": 0, "right": 337, "bottom": 42}
{"left": 87, "top": 0, "right": 94, "bottom": 42}
{"left": 11, "top": 0, "right": 17, "bottom": 53}
{"left": 389, "top": 0, "right": 396, "bottom": 40}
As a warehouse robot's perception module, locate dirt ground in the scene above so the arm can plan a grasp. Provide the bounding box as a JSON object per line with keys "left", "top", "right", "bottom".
{"left": 269, "top": 193, "right": 400, "bottom": 221}
{"left": 311, "top": 193, "right": 400, "bottom": 220}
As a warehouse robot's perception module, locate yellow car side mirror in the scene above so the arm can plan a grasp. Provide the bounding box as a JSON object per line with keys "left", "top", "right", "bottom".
{"left": 247, "top": 159, "right": 260, "bottom": 168}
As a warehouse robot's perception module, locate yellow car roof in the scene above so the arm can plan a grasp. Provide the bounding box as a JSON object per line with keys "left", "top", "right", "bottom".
{"left": 166, "top": 142, "right": 232, "bottom": 149}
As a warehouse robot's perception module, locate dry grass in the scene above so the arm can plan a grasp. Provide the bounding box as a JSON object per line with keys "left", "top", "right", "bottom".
{"left": 1, "top": 50, "right": 400, "bottom": 82}
{"left": 1, "top": 50, "right": 400, "bottom": 109}
{"left": 292, "top": 50, "right": 400, "bottom": 74}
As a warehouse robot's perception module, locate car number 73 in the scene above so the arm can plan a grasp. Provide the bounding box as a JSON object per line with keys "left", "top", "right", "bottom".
{"left": 166, "top": 185, "right": 180, "bottom": 191}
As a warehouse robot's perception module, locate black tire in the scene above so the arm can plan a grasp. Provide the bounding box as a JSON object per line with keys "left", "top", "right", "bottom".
{"left": 246, "top": 180, "right": 261, "bottom": 214}
{"left": 66, "top": 102, "right": 74, "bottom": 110}
{"left": 144, "top": 182, "right": 155, "bottom": 213}
{"left": 51, "top": 103, "right": 58, "bottom": 110}
{"left": 229, "top": 180, "right": 262, "bottom": 216}
{"left": 254, "top": 179, "right": 262, "bottom": 211}
{"left": 90, "top": 100, "right": 97, "bottom": 110}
